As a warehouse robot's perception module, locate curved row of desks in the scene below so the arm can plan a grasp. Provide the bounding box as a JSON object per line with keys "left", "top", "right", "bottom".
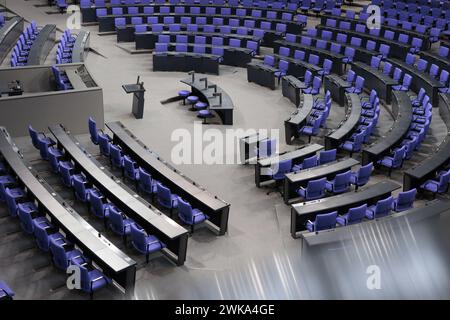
{"left": 389, "top": 58, "right": 445, "bottom": 106}
{"left": 324, "top": 93, "right": 362, "bottom": 150}
{"left": 300, "top": 199, "right": 450, "bottom": 245}
{"left": 319, "top": 14, "right": 431, "bottom": 50}
{"left": 180, "top": 77, "right": 234, "bottom": 125}
{"left": 133, "top": 29, "right": 261, "bottom": 49}
{"left": 362, "top": 91, "right": 413, "bottom": 166}
{"left": 255, "top": 143, "right": 324, "bottom": 188}
{"left": 283, "top": 157, "right": 360, "bottom": 204}
{"left": 27, "top": 24, "right": 56, "bottom": 66}
{"left": 48, "top": 124, "right": 189, "bottom": 266}
{"left": 290, "top": 180, "right": 401, "bottom": 238}
{"left": 154, "top": 51, "right": 221, "bottom": 74}
{"left": 403, "top": 92, "right": 450, "bottom": 191}
{"left": 281, "top": 75, "right": 307, "bottom": 107}
{"left": 273, "top": 38, "right": 344, "bottom": 75}
{"left": 98, "top": 13, "right": 303, "bottom": 41}
{"left": 0, "top": 17, "right": 23, "bottom": 64}
{"left": 155, "top": 42, "right": 253, "bottom": 67}
{"left": 420, "top": 50, "right": 450, "bottom": 73}
{"left": 316, "top": 24, "right": 412, "bottom": 61}
{"left": 81, "top": 2, "right": 299, "bottom": 24}
{"left": 350, "top": 61, "right": 397, "bottom": 104}
{"left": 71, "top": 30, "right": 91, "bottom": 63}
{"left": 106, "top": 121, "right": 230, "bottom": 235}
{"left": 0, "top": 127, "right": 137, "bottom": 293}
{"left": 284, "top": 94, "right": 314, "bottom": 145}
{"left": 323, "top": 73, "right": 351, "bottom": 106}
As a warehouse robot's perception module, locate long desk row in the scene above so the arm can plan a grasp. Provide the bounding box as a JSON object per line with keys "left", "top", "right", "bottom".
{"left": 156, "top": 42, "right": 253, "bottom": 67}
{"left": 255, "top": 143, "right": 324, "bottom": 188}
{"left": 284, "top": 94, "right": 314, "bottom": 145}
{"left": 180, "top": 77, "right": 234, "bottom": 125}
{"left": 323, "top": 73, "right": 351, "bottom": 106}
{"left": 98, "top": 13, "right": 303, "bottom": 38}
{"left": 324, "top": 93, "right": 362, "bottom": 150}
{"left": 0, "top": 127, "right": 137, "bottom": 293}
{"left": 132, "top": 29, "right": 261, "bottom": 49}
{"left": 420, "top": 50, "right": 450, "bottom": 73}
{"left": 49, "top": 124, "right": 189, "bottom": 266}
{"left": 273, "top": 38, "right": 344, "bottom": 75}
{"left": 290, "top": 180, "right": 401, "bottom": 237}
{"left": 281, "top": 75, "right": 306, "bottom": 107}
{"left": 283, "top": 157, "right": 360, "bottom": 204}
{"left": 351, "top": 61, "right": 397, "bottom": 104}
{"left": 247, "top": 61, "right": 278, "bottom": 90}
{"left": 272, "top": 53, "right": 322, "bottom": 78}
{"left": 319, "top": 14, "right": 431, "bottom": 50}
{"left": 153, "top": 51, "right": 220, "bottom": 74}
{"left": 362, "top": 91, "right": 413, "bottom": 166}
{"left": 27, "top": 24, "right": 56, "bottom": 66}
{"left": 0, "top": 17, "right": 23, "bottom": 64}
{"left": 82, "top": 3, "right": 299, "bottom": 24}
{"left": 389, "top": 58, "right": 444, "bottom": 106}
{"left": 300, "top": 199, "right": 450, "bottom": 244}
{"left": 71, "top": 30, "right": 91, "bottom": 63}
{"left": 403, "top": 92, "right": 450, "bottom": 191}
{"left": 107, "top": 121, "right": 230, "bottom": 235}
{"left": 316, "top": 25, "right": 411, "bottom": 61}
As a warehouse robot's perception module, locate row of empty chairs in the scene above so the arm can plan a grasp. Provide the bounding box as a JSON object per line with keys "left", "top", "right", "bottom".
{"left": 305, "top": 188, "right": 418, "bottom": 232}
{"left": 402, "top": 53, "right": 449, "bottom": 92}
{"left": 10, "top": 21, "right": 40, "bottom": 67}
{"left": 294, "top": 162, "right": 374, "bottom": 202}
{"left": 108, "top": 5, "right": 299, "bottom": 21}
{"left": 56, "top": 29, "right": 77, "bottom": 64}
{"left": 89, "top": 118, "right": 209, "bottom": 233}
{"left": 376, "top": 88, "right": 431, "bottom": 176}
{"left": 339, "top": 88, "right": 379, "bottom": 156}
{"left": 1, "top": 152, "right": 111, "bottom": 298}
{"left": 82, "top": 0, "right": 304, "bottom": 11}
{"left": 28, "top": 125, "right": 170, "bottom": 265}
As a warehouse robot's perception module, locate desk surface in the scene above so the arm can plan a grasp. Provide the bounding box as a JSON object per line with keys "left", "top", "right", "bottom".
{"left": 292, "top": 180, "right": 401, "bottom": 216}
{"left": 352, "top": 62, "right": 397, "bottom": 85}
{"left": 181, "top": 77, "right": 234, "bottom": 110}
{"left": 258, "top": 143, "right": 324, "bottom": 167}
{"left": 106, "top": 121, "right": 228, "bottom": 211}
{"left": 326, "top": 93, "right": 362, "bottom": 141}
{"left": 49, "top": 124, "right": 187, "bottom": 239}
{"left": 286, "top": 158, "right": 359, "bottom": 183}
{"left": 0, "top": 127, "right": 135, "bottom": 273}
{"left": 286, "top": 94, "right": 314, "bottom": 125}
{"left": 363, "top": 91, "right": 412, "bottom": 156}
{"left": 27, "top": 24, "right": 56, "bottom": 65}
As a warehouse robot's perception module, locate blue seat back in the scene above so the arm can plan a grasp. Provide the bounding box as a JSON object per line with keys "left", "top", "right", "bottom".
{"left": 374, "top": 196, "right": 393, "bottom": 217}
{"left": 130, "top": 223, "right": 148, "bottom": 254}
{"left": 307, "top": 177, "right": 326, "bottom": 198}
{"left": 156, "top": 182, "right": 173, "bottom": 208}
{"left": 314, "top": 211, "right": 337, "bottom": 231}
{"left": 318, "top": 149, "right": 336, "bottom": 165}
{"left": 347, "top": 204, "right": 367, "bottom": 224}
